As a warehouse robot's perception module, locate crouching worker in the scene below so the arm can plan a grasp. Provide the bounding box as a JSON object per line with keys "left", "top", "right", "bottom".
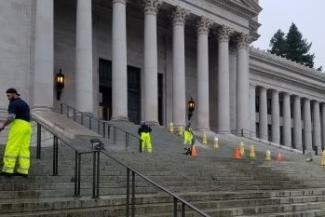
{"left": 0, "top": 88, "right": 32, "bottom": 177}
{"left": 138, "top": 122, "right": 152, "bottom": 153}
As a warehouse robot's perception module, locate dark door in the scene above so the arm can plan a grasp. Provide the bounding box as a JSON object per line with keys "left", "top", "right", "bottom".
{"left": 128, "top": 66, "right": 141, "bottom": 124}
{"left": 98, "top": 58, "right": 141, "bottom": 123}
{"left": 98, "top": 59, "right": 112, "bottom": 120}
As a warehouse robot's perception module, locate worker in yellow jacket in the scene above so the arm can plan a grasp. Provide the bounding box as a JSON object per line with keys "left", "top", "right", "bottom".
{"left": 138, "top": 122, "right": 152, "bottom": 153}
{"left": 0, "top": 88, "right": 32, "bottom": 177}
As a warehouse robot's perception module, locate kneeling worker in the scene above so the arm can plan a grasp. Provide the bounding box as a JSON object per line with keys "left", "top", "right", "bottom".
{"left": 0, "top": 88, "right": 32, "bottom": 177}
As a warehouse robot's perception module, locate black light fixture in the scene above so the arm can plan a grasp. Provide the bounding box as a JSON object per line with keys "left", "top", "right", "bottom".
{"left": 55, "top": 69, "right": 64, "bottom": 100}
{"left": 187, "top": 97, "right": 196, "bottom": 121}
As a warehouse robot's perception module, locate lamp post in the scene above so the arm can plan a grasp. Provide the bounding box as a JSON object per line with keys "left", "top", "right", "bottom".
{"left": 187, "top": 97, "right": 196, "bottom": 124}
{"left": 55, "top": 69, "right": 64, "bottom": 100}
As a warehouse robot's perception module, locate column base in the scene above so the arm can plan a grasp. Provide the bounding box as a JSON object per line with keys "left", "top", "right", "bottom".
{"left": 144, "top": 121, "right": 160, "bottom": 126}
{"left": 235, "top": 128, "right": 249, "bottom": 137}
{"left": 111, "top": 116, "right": 129, "bottom": 122}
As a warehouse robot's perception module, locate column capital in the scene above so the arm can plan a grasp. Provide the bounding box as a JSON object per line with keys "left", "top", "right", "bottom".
{"left": 236, "top": 33, "right": 249, "bottom": 49}
{"left": 144, "top": 0, "right": 161, "bottom": 15}
{"left": 197, "top": 16, "right": 211, "bottom": 35}
{"left": 113, "top": 0, "right": 127, "bottom": 4}
{"left": 172, "top": 6, "right": 189, "bottom": 25}
{"left": 216, "top": 25, "right": 232, "bottom": 42}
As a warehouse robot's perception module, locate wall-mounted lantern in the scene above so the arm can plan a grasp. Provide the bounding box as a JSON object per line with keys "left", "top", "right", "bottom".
{"left": 187, "top": 97, "right": 196, "bottom": 122}
{"left": 55, "top": 69, "right": 64, "bottom": 100}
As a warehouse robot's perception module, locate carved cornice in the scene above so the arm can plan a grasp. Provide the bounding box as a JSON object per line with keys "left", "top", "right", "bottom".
{"left": 197, "top": 17, "right": 211, "bottom": 34}
{"left": 113, "top": 0, "right": 127, "bottom": 5}
{"left": 143, "top": 0, "right": 161, "bottom": 15}
{"left": 236, "top": 33, "right": 249, "bottom": 49}
{"left": 216, "top": 25, "right": 232, "bottom": 42}
{"left": 172, "top": 6, "right": 189, "bottom": 26}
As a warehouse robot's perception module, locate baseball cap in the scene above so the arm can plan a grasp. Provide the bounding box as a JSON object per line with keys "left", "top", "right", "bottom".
{"left": 6, "top": 88, "right": 20, "bottom": 96}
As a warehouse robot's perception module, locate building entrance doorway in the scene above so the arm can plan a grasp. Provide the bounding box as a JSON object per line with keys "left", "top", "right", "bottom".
{"left": 98, "top": 59, "right": 141, "bottom": 124}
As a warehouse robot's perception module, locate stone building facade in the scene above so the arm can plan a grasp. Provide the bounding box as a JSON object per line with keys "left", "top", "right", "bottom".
{"left": 0, "top": 0, "right": 324, "bottom": 153}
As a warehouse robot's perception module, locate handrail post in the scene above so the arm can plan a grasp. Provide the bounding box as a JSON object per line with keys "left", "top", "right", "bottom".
{"left": 53, "top": 136, "right": 59, "bottom": 176}
{"left": 131, "top": 171, "right": 135, "bottom": 217}
{"left": 126, "top": 168, "right": 130, "bottom": 217}
{"left": 174, "top": 198, "right": 178, "bottom": 217}
{"left": 181, "top": 203, "right": 185, "bottom": 217}
{"left": 102, "top": 122, "right": 106, "bottom": 138}
{"left": 113, "top": 127, "right": 117, "bottom": 144}
{"left": 60, "top": 103, "right": 63, "bottom": 114}
{"left": 67, "top": 105, "right": 70, "bottom": 119}
{"left": 125, "top": 133, "right": 129, "bottom": 150}
{"left": 81, "top": 112, "right": 84, "bottom": 125}
{"left": 36, "top": 123, "right": 41, "bottom": 159}
{"left": 92, "top": 151, "right": 100, "bottom": 199}
{"left": 89, "top": 117, "right": 92, "bottom": 129}
{"left": 74, "top": 152, "right": 81, "bottom": 197}
{"left": 73, "top": 109, "right": 76, "bottom": 121}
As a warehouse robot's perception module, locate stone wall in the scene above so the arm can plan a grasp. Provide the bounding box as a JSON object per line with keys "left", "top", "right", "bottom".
{"left": 0, "top": 0, "right": 34, "bottom": 108}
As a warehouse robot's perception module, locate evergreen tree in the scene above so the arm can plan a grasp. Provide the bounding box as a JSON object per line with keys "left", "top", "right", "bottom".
{"left": 269, "top": 23, "right": 315, "bottom": 68}
{"left": 269, "top": 29, "right": 286, "bottom": 57}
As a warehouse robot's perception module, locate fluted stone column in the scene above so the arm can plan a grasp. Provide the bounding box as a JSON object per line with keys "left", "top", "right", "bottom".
{"left": 313, "top": 101, "right": 321, "bottom": 152}
{"left": 271, "top": 90, "right": 280, "bottom": 144}
{"left": 143, "top": 0, "right": 160, "bottom": 123}
{"left": 293, "top": 96, "right": 302, "bottom": 150}
{"left": 236, "top": 33, "right": 250, "bottom": 136}
{"left": 283, "top": 93, "right": 292, "bottom": 147}
{"left": 172, "top": 7, "right": 187, "bottom": 127}
{"left": 112, "top": 0, "right": 128, "bottom": 120}
{"left": 197, "top": 17, "right": 211, "bottom": 130}
{"left": 322, "top": 103, "right": 325, "bottom": 150}
{"left": 250, "top": 84, "right": 256, "bottom": 137}
{"left": 75, "top": 0, "right": 93, "bottom": 112}
{"left": 303, "top": 99, "right": 312, "bottom": 152}
{"left": 259, "top": 87, "right": 268, "bottom": 140}
{"left": 33, "top": 0, "right": 54, "bottom": 108}
{"left": 217, "top": 26, "right": 231, "bottom": 133}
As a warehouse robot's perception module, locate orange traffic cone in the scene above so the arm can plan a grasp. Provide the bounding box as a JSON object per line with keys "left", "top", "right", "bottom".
{"left": 233, "top": 148, "right": 241, "bottom": 160}
{"left": 276, "top": 152, "right": 284, "bottom": 161}
{"left": 191, "top": 146, "right": 198, "bottom": 157}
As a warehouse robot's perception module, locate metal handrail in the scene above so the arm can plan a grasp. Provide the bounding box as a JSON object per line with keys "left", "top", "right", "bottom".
{"left": 59, "top": 103, "right": 143, "bottom": 152}
{"left": 32, "top": 113, "right": 210, "bottom": 216}
{"left": 100, "top": 151, "right": 210, "bottom": 217}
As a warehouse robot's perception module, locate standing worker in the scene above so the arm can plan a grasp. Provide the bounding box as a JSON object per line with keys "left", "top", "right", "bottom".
{"left": 138, "top": 122, "right": 152, "bottom": 153}
{"left": 184, "top": 124, "right": 195, "bottom": 156}
{"left": 183, "top": 124, "right": 193, "bottom": 146}
{"left": 0, "top": 88, "right": 32, "bottom": 177}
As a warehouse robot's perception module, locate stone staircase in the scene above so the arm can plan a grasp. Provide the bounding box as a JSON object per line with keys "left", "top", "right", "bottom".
{"left": 2, "top": 112, "right": 325, "bottom": 216}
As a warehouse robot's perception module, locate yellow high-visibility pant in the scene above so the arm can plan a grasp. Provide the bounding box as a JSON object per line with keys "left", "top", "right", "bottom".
{"left": 2, "top": 119, "right": 32, "bottom": 175}
{"left": 184, "top": 130, "right": 192, "bottom": 146}
{"left": 140, "top": 132, "right": 152, "bottom": 153}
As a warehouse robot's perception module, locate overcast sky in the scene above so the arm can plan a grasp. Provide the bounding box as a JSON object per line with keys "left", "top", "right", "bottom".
{"left": 252, "top": 0, "right": 325, "bottom": 69}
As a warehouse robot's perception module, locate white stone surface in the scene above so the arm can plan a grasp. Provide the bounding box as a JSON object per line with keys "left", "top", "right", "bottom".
{"left": 172, "top": 7, "right": 187, "bottom": 127}
{"left": 143, "top": 0, "right": 159, "bottom": 123}
{"left": 293, "top": 96, "right": 302, "bottom": 150}
{"left": 303, "top": 99, "right": 312, "bottom": 152}
{"left": 33, "top": 0, "right": 53, "bottom": 109}
{"left": 112, "top": 0, "right": 128, "bottom": 120}
{"left": 283, "top": 93, "right": 291, "bottom": 147}
{"left": 75, "top": 0, "right": 94, "bottom": 113}
{"left": 259, "top": 87, "right": 267, "bottom": 140}
{"left": 271, "top": 90, "right": 280, "bottom": 144}
{"left": 197, "top": 17, "right": 210, "bottom": 130}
